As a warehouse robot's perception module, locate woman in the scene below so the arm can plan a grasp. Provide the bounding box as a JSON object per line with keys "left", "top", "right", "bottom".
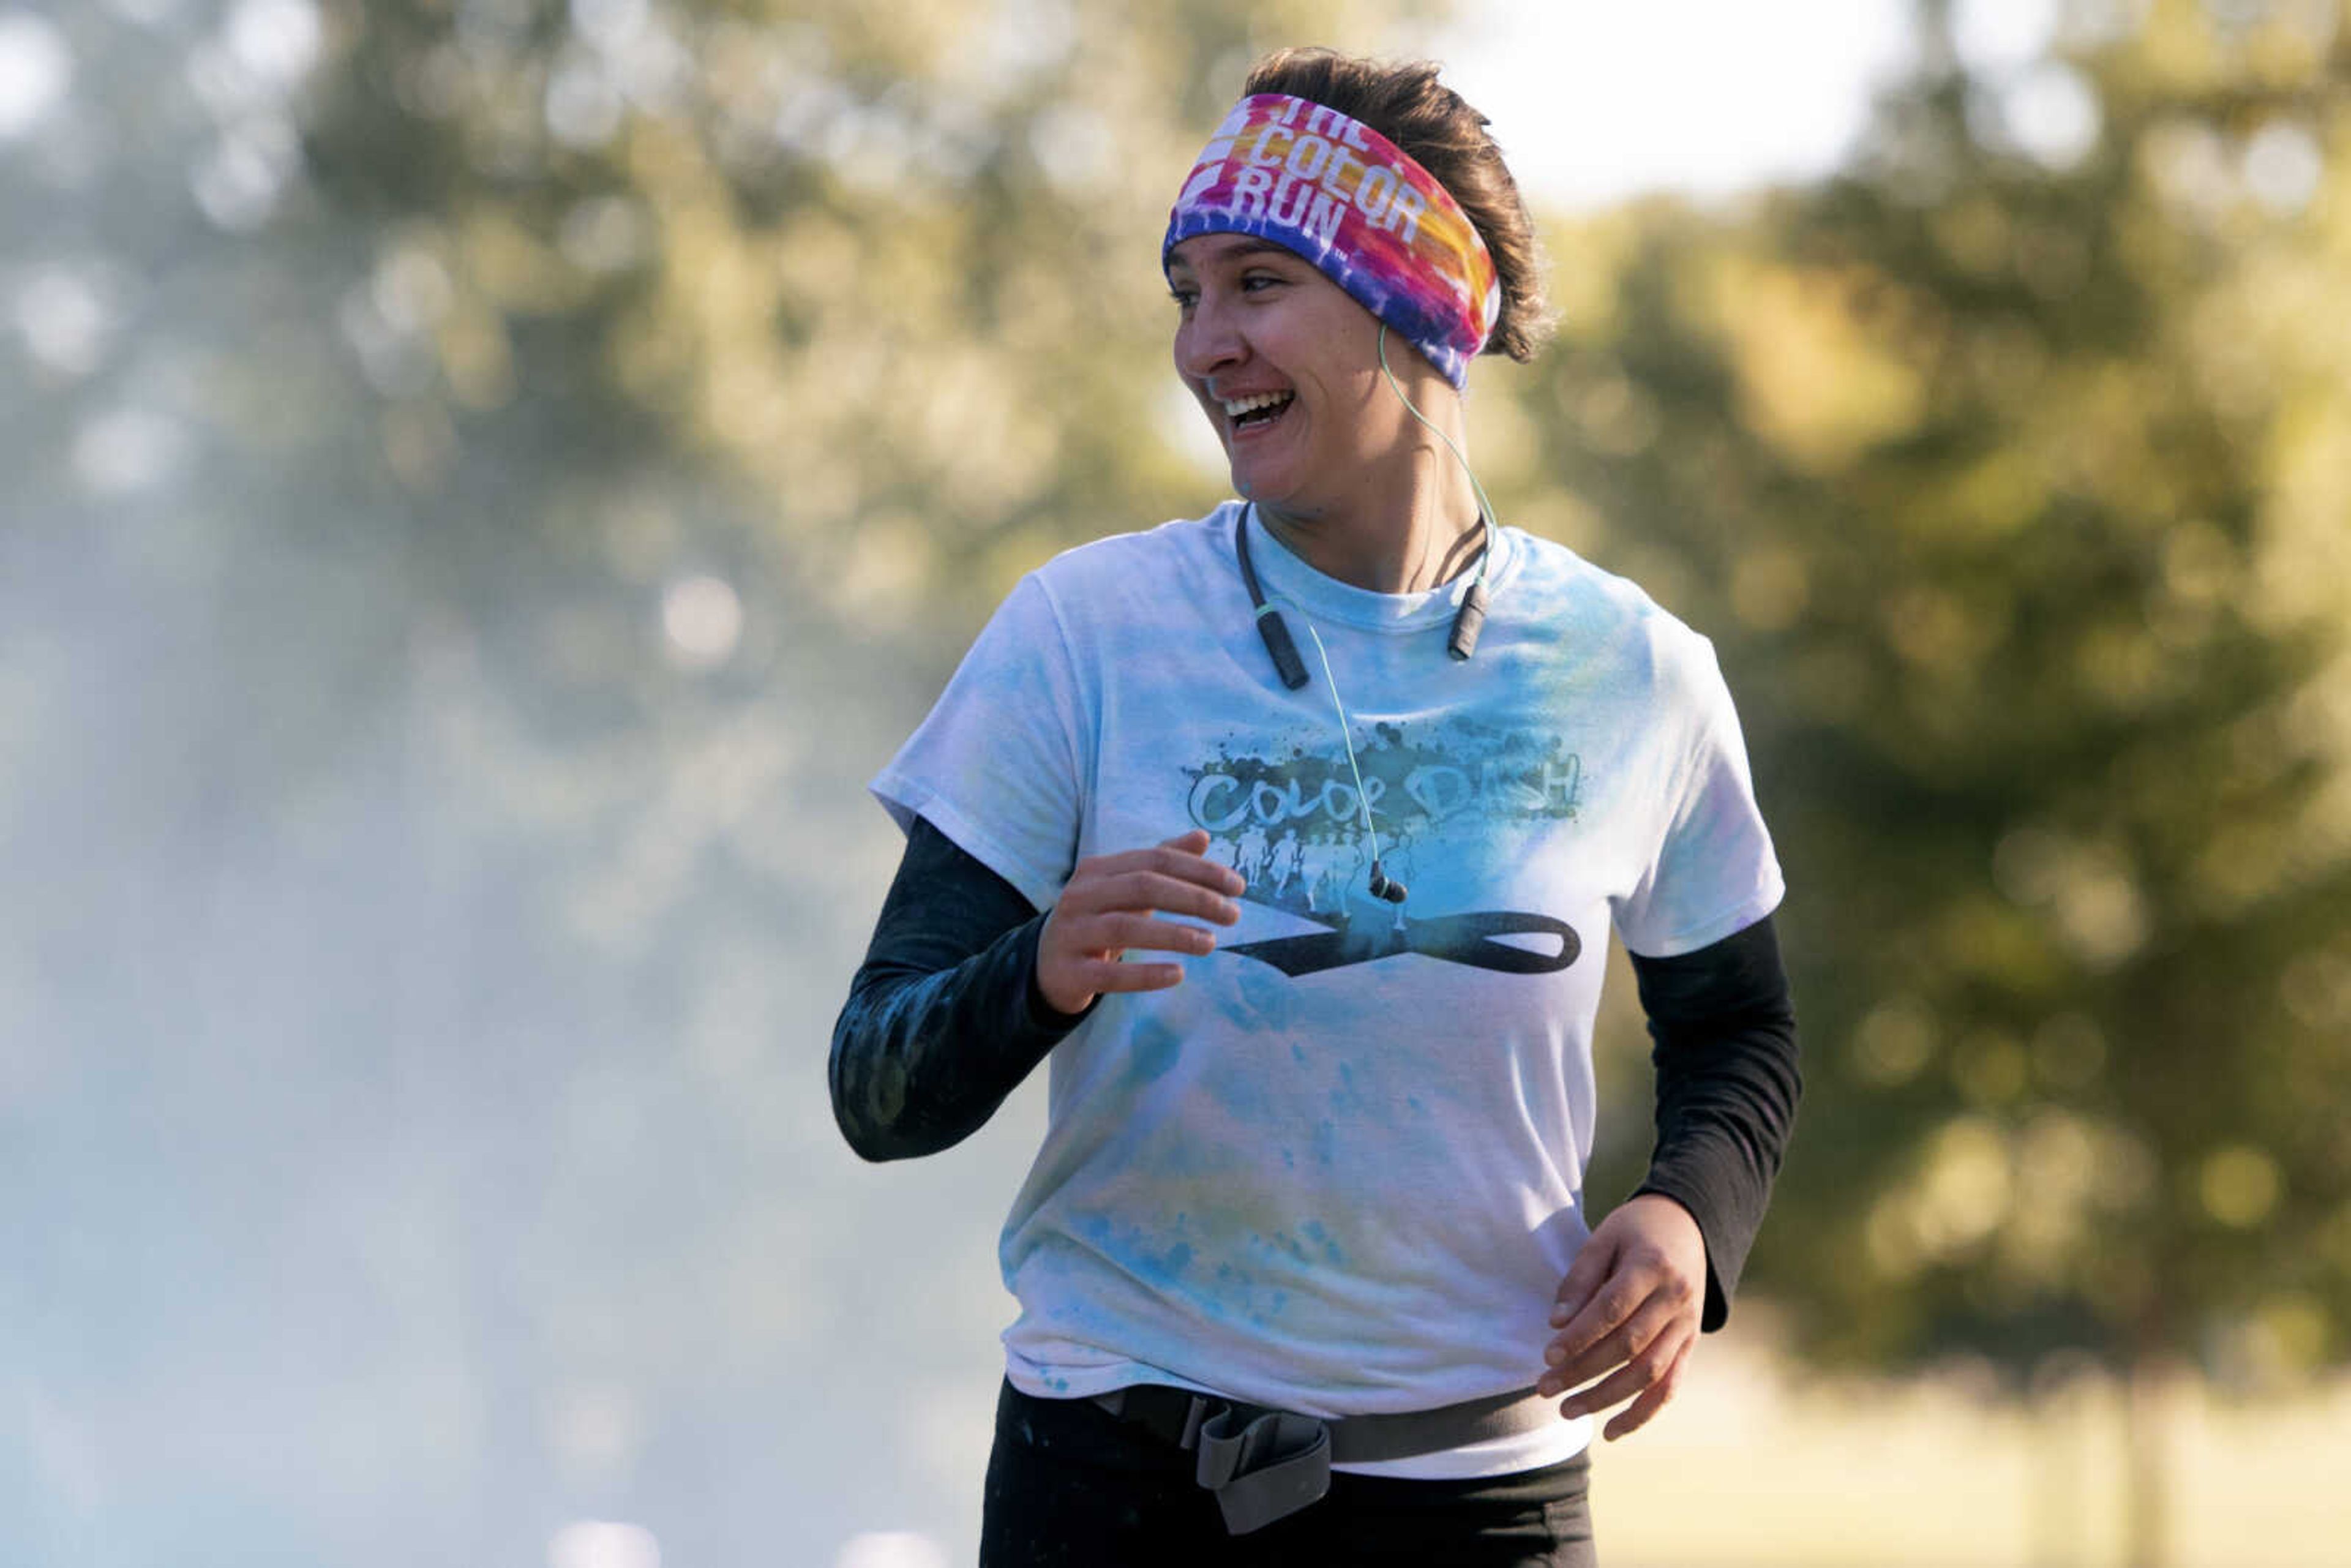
{"left": 831, "top": 48, "right": 1799, "bottom": 1567}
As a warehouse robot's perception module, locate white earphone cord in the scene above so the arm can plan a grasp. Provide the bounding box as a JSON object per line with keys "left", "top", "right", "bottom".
{"left": 1377, "top": 323, "right": 1499, "bottom": 587}
{"left": 1255, "top": 328, "right": 1496, "bottom": 889}
{"left": 1297, "top": 615, "right": 1385, "bottom": 866}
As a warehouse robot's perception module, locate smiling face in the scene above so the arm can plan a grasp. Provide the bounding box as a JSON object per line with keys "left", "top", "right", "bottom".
{"left": 1167, "top": 233, "right": 1442, "bottom": 522}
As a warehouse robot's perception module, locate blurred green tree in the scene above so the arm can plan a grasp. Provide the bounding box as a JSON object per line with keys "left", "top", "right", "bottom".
{"left": 25, "top": 1, "right": 2345, "bottom": 1561}
{"left": 1528, "top": 5, "right": 2351, "bottom": 1564}
{"left": 296, "top": 17, "right": 2351, "bottom": 1564}
{"left": 302, "top": 0, "right": 1453, "bottom": 653}
{"left": 0, "top": 4, "right": 1461, "bottom": 1564}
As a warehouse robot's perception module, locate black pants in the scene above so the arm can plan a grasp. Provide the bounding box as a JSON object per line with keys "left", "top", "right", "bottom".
{"left": 980, "top": 1379, "right": 1597, "bottom": 1566}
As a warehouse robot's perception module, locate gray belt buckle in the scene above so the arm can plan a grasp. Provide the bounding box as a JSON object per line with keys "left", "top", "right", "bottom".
{"left": 1192, "top": 1404, "right": 1333, "bottom": 1536}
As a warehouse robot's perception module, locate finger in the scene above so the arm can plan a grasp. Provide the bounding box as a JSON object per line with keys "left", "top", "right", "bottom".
{"left": 1551, "top": 1228, "right": 1698, "bottom": 1351}
{"left": 1114, "top": 843, "right": 1251, "bottom": 898}
{"left": 1059, "top": 956, "right": 1188, "bottom": 994}
{"left": 1143, "top": 841, "right": 1250, "bottom": 897}
{"left": 1557, "top": 1317, "right": 1687, "bottom": 1417}
{"left": 1601, "top": 1340, "right": 1692, "bottom": 1441}
{"left": 1548, "top": 1233, "right": 1619, "bottom": 1329}
{"left": 1539, "top": 1290, "right": 1677, "bottom": 1395}
{"left": 1065, "top": 912, "right": 1219, "bottom": 958}
{"left": 1070, "top": 868, "right": 1243, "bottom": 926}
{"left": 1551, "top": 1360, "right": 1651, "bottom": 1424}
{"left": 1555, "top": 1322, "right": 1692, "bottom": 1424}
{"left": 1549, "top": 1266, "right": 1651, "bottom": 1364}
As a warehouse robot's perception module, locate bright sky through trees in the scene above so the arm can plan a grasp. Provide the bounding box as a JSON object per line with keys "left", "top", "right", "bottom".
{"left": 1438, "top": 0, "right": 2075, "bottom": 209}
{"left": 7, "top": 4, "right": 2345, "bottom": 1566}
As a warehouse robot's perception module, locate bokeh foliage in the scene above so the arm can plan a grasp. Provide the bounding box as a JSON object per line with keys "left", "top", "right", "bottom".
{"left": 302, "top": 0, "right": 1453, "bottom": 631}
{"left": 6, "top": 0, "right": 2350, "bottom": 1563}
{"left": 1538, "top": 0, "right": 2351, "bottom": 1406}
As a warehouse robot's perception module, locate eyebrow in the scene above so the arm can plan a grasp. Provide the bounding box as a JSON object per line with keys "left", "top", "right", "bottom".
{"left": 1166, "top": 238, "right": 1300, "bottom": 276}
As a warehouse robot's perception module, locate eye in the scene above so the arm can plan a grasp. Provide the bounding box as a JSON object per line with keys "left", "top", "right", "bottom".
{"left": 1240, "top": 271, "right": 1284, "bottom": 293}
{"left": 1168, "top": 285, "right": 1198, "bottom": 312}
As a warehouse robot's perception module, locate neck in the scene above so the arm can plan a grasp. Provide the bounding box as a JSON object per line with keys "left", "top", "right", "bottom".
{"left": 1255, "top": 432, "right": 1486, "bottom": 595}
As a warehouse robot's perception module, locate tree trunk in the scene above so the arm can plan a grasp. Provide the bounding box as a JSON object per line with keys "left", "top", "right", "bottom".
{"left": 2027, "top": 1354, "right": 2096, "bottom": 1568}
{"left": 2121, "top": 1349, "right": 2178, "bottom": 1568}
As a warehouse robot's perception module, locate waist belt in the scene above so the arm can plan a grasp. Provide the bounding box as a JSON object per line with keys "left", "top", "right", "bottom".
{"left": 1090, "top": 1382, "right": 1554, "bottom": 1536}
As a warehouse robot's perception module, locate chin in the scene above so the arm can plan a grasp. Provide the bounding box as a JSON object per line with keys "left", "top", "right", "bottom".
{"left": 1232, "top": 476, "right": 1286, "bottom": 511}
{"left": 1237, "top": 479, "right": 1322, "bottom": 520}
{"left": 1228, "top": 457, "right": 1295, "bottom": 505}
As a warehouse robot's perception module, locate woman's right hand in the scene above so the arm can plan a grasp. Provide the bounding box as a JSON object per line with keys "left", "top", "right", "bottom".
{"left": 1035, "top": 828, "right": 1245, "bottom": 1016}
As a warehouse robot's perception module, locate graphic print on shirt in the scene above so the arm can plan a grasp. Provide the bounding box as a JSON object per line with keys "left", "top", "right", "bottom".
{"left": 1183, "top": 718, "right": 1587, "bottom": 977}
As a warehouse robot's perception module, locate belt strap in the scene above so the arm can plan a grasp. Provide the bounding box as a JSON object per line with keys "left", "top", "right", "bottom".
{"left": 1092, "top": 1382, "right": 1553, "bottom": 1535}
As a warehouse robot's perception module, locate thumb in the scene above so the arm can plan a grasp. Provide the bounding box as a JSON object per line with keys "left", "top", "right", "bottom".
{"left": 1550, "top": 1225, "right": 1620, "bottom": 1327}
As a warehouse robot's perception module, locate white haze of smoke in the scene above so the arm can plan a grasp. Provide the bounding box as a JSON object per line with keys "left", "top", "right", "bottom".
{"left": 0, "top": 12, "right": 72, "bottom": 140}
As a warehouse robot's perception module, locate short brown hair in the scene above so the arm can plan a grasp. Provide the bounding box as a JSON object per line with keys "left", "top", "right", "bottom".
{"left": 1241, "top": 47, "right": 1554, "bottom": 364}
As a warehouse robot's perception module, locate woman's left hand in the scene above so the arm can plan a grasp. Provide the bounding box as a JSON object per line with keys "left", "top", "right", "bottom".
{"left": 1535, "top": 1193, "right": 1708, "bottom": 1441}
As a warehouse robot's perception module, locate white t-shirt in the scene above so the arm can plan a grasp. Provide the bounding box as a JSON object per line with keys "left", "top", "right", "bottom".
{"left": 872, "top": 501, "right": 1783, "bottom": 1478}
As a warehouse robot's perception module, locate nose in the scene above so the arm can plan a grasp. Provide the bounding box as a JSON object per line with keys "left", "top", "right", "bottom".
{"left": 1173, "top": 287, "right": 1245, "bottom": 383}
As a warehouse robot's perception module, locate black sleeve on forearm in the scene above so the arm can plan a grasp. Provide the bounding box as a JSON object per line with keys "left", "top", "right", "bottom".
{"left": 1625, "top": 913, "right": 1801, "bottom": 1333}
{"left": 829, "top": 816, "right": 1095, "bottom": 1163}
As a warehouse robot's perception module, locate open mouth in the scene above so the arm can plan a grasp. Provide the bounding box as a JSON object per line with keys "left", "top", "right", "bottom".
{"left": 1223, "top": 391, "right": 1295, "bottom": 435}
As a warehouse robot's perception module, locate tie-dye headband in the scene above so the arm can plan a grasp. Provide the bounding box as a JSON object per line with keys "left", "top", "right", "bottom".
{"left": 1164, "top": 92, "right": 1502, "bottom": 389}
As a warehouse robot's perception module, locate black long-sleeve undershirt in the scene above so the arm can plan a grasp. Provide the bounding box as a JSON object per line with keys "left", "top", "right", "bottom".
{"left": 828, "top": 817, "right": 1097, "bottom": 1163}
{"left": 830, "top": 816, "right": 1799, "bottom": 1327}
{"left": 1624, "top": 915, "right": 1801, "bottom": 1329}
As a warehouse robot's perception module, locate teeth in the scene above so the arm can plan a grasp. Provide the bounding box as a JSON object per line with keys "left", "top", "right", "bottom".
{"left": 1220, "top": 391, "right": 1294, "bottom": 418}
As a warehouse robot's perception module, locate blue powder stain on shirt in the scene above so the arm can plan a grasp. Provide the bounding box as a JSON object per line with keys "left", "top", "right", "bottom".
{"left": 1327, "top": 1059, "right": 1370, "bottom": 1119}
{"left": 1127, "top": 1020, "right": 1182, "bottom": 1085}
{"left": 1249, "top": 1287, "right": 1293, "bottom": 1329}
{"left": 1313, "top": 1119, "right": 1337, "bottom": 1166}
{"left": 1281, "top": 1148, "right": 1295, "bottom": 1169}
{"left": 1071, "top": 1211, "right": 1195, "bottom": 1292}
{"left": 1406, "top": 1095, "right": 1428, "bottom": 1116}
{"left": 1239, "top": 962, "right": 1299, "bottom": 1030}
{"left": 1301, "top": 1219, "right": 1348, "bottom": 1267}
{"left": 1290, "top": 1042, "right": 1308, "bottom": 1066}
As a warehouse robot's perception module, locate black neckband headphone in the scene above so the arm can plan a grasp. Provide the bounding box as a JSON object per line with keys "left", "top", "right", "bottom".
{"left": 1232, "top": 320, "right": 1497, "bottom": 688}
{"left": 1231, "top": 501, "right": 1492, "bottom": 907}
{"left": 1233, "top": 500, "right": 1491, "bottom": 691}
{"left": 1220, "top": 324, "right": 1502, "bottom": 909}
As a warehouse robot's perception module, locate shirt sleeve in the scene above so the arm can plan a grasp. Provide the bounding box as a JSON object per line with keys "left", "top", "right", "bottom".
{"left": 1612, "top": 633, "right": 1785, "bottom": 958}
{"left": 870, "top": 574, "right": 1092, "bottom": 912}
{"left": 1625, "top": 913, "right": 1801, "bottom": 1331}
{"left": 830, "top": 816, "right": 1097, "bottom": 1163}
